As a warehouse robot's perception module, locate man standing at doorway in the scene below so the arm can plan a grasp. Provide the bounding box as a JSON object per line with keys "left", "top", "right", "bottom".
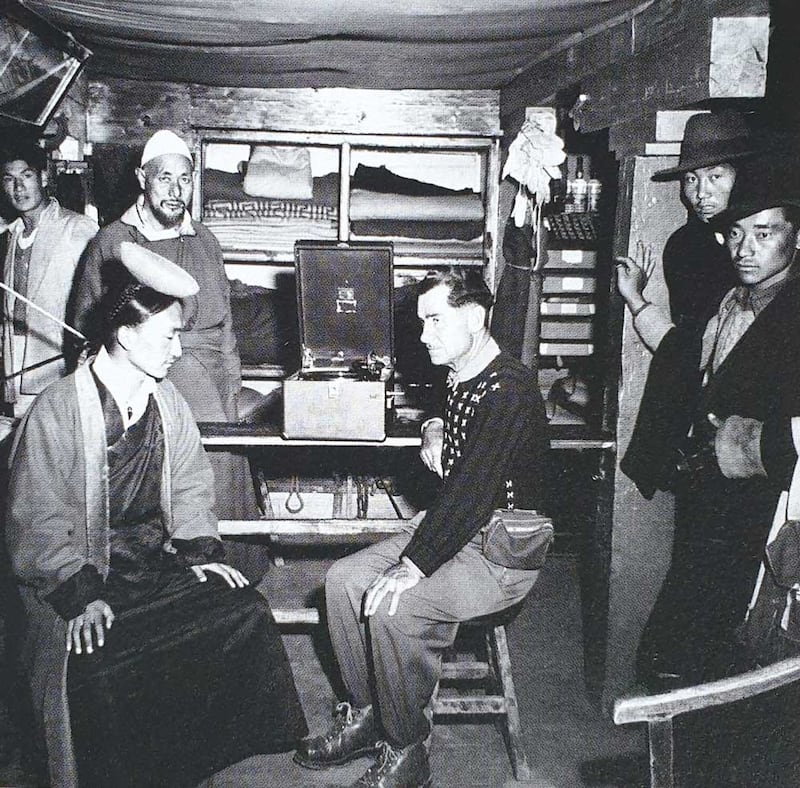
{"left": 619, "top": 150, "right": 800, "bottom": 690}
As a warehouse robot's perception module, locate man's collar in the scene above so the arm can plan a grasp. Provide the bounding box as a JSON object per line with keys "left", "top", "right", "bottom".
{"left": 447, "top": 335, "right": 500, "bottom": 387}
{"left": 120, "top": 196, "right": 196, "bottom": 241}
{"left": 7, "top": 197, "right": 57, "bottom": 236}
{"left": 92, "top": 346, "right": 157, "bottom": 425}
{"left": 732, "top": 264, "right": 800, "bottom": 316}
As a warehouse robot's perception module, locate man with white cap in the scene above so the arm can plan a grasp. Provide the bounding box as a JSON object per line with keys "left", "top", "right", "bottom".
{"left": 7, "top": 242, "right": 307, "bottom": 787}
{"left": 71, "top": 129, "right": 261, "bottom": 531}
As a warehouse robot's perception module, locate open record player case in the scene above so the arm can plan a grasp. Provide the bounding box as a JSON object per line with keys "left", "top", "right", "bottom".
{"left": 283, "top": 241, "right": 395, "bottom": 440}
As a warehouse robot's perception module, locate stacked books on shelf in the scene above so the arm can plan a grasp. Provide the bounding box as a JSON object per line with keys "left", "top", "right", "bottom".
{"left": 539, "top": 248, "right": 596, "bottom": 357}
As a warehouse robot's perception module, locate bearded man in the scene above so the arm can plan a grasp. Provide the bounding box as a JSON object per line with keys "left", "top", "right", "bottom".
{"left": 71, "top": 130, "right": 261, "bottom": 532}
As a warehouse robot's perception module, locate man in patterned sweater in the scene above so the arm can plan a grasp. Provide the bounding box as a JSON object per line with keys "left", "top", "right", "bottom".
{"left": 295, "top": 268, "right": 550, "bottom": 787}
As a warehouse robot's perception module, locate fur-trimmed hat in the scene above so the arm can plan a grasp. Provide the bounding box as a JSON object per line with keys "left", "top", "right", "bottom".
{"left": 119, "top": 242, "right": 198, "bottom": 297}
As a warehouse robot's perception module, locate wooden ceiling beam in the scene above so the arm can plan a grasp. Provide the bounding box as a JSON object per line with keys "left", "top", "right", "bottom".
{"left": 86, "top": 80, "right": 502, "bottom": 144}
{"left": 579, "top": 14, "right": 768, "bottom": 134}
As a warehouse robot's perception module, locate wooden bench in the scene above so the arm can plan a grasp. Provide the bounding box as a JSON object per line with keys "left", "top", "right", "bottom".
{"left": 613, "top": 655, "right": 800, "bottom": 788}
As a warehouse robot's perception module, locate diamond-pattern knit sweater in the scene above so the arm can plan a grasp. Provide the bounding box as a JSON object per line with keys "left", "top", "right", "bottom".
{"left": 401, "top": 351, "right": 549, "bottom": 577}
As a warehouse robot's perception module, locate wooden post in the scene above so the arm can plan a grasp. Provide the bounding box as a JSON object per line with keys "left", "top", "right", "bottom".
{"left": 602, "top": 155, "right": 686, "bottom": 709}
{"left": 338, "top": 141, "right": 351, "bottom": 243}
{"left": 648, "top": 719, "right": 676, "bottom": 788}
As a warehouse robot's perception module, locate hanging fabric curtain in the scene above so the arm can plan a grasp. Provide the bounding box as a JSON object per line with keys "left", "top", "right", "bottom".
{"left": 491, "top": 113, "right": 565, "bottom": 366}
{"left": 491, "top": 217, "right": 535, "bottom": 362}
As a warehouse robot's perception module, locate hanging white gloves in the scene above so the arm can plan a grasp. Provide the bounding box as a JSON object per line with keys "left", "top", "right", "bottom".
{"left": 502, "top": 112, "right": 566, "bottom": 227}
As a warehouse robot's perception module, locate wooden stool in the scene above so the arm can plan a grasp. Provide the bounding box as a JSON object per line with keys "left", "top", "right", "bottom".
{"left": 432, "top": 612, "right": 531, "bottom": 781}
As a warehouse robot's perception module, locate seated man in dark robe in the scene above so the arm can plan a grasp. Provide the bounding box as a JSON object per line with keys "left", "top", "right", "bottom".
{"left": 4, "top": 242, "right": 307, "bottom": 788}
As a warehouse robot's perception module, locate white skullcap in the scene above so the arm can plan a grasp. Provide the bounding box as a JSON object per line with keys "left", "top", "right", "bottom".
{"left": 119, "top": 242, "right": 199, "bottom": 298}
{"left": 140, "top": 129, "right": 193, "bottom": 168}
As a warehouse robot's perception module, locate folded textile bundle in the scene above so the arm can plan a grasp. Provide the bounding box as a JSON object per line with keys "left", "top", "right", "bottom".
{"left": 203, "top": 169, "right": 340, "bottom": 208}
{"left": 349, "top": 189, "right": 484, "bottom": 221}
{"left": 349, "top": 162, "right": 485, "bottom": 221}
{"left": 243, "top": 145, "right": 313, "bottom": 200}
{"left": 207, "top": 223, "right": 337, "bottom": 253}
{"left": 351, "top": 163, "right": 475, "bottom": 196}
{"left": 350, "top": 219, "right": 482, "bottom": 241}
{"left": 204, "top": 199, "right": 338, "bottom": 223}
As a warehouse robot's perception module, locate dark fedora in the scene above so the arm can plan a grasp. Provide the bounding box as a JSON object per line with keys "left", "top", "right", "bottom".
{"left": 652, "top": 111, "right": 753, "bottom": 181}
{"left": 711, "top": 149, "right": 800, "bottom": 228}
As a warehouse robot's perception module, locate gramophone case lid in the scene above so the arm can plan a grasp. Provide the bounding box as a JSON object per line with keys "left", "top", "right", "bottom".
{"left": 294, "top": 241, "right": 394, "bottom": 367}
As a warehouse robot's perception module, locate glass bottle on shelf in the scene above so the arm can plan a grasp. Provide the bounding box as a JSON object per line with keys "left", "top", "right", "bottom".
{"left": 549, "top": 171, "right": 567, "bottom": 214}
{"left": 571, "top": 156, "right": 588, "bottom": 214}
{"left": 587, "top": 171, "right": 602, "bottom": 213}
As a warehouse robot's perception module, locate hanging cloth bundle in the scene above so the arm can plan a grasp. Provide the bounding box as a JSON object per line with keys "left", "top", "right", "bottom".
{"left": 501, "top": 112, "right": 566, "bottom": 229}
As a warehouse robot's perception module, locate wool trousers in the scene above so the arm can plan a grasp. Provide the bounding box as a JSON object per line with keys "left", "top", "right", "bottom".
{"left": 325, "top": 523, "right": 537, "bottom": 747}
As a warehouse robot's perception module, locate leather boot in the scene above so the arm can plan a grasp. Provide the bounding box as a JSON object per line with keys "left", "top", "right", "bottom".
{"left": 349, "top": 740, "right": 431, "bottom": 787}
{"left": 294, "top": 702, "right": 377, "bottom": 769}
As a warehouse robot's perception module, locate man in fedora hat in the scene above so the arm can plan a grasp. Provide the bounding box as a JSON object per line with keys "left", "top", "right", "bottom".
{"left": 653, "top": 110, "right": 752, "bottom": 327}
{"left": 616, "top": 111, "right": 754, "bottom": 498}
{"left": 619, "top": 149, "right": 800, "bottom": 695}
{"left": 618, "top": 111, "right": 753, "bottom": 333}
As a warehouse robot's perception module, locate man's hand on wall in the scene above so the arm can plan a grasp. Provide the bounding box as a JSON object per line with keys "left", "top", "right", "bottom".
{"left": 615, "top": 240, "right": 655, "bottom": 314}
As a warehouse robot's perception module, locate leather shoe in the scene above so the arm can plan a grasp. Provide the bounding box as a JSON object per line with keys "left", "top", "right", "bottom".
{"left": 294, "top": 702, "right": 377, "bottom": 769}
{"left": 350, "top": 740, "right": 431, "bottom": 787}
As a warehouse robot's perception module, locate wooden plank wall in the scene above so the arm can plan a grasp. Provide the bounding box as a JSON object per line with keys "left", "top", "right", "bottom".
{"left": 86, "top": 82, "right": 501, "bottom": 145}
{"left": 500, "top": 0, "right": 769, "bottom": 146}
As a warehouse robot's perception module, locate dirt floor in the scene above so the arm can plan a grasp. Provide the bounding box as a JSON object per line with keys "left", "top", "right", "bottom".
{"left": 0, "top": 553, "right": 647, "bottom": 788}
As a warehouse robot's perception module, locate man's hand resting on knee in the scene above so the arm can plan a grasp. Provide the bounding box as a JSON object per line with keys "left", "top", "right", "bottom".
{"left": 67, "top": 599, "right": 114, "bottom": 655}
{"left": 191, "top": 562, "right": 250, "bottom": 588}
{"left": 364, "top": 558, "right": 424, "bottom": 617}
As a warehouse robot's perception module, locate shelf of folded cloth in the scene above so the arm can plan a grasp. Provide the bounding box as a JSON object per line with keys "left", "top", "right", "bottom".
{"left": 202, "top": 166, "right": 340, "bottom": 261}
{"left": 203, "top": 160, "right": 489, "bottom": 265}
{"left": 346, "top": 162, "right": 486, "bottom": 262}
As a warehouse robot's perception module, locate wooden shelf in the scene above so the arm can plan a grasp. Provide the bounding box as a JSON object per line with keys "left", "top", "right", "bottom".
{"left": 199, "top": 420, "right": 614, "bottom": 451}
{"left": 200, "top": 130, "right": 499, "bottom": 287}
{"left": 221, "top": 248, "right": 484, "bottom": 267}
{"left": 241, "top": 364, "right": 288, "bottom": 380}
